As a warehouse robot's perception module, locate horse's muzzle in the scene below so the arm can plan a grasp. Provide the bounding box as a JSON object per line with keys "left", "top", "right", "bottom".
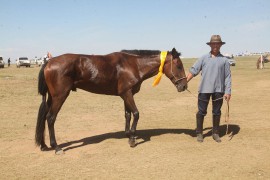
{"left": 176, "top": 83, "right": 187, "bottom": 92}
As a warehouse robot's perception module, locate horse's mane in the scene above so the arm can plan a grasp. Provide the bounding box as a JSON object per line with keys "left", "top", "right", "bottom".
{"left": 121, "top": 50, "right": 161, "bottom": 56}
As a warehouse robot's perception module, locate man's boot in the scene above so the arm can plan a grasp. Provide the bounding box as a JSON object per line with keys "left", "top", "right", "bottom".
{"left": 212, "top": 115, "right": 221, "bottom": 143}
{"left": 196, "top": 113, "right": 204, "bottom": 142}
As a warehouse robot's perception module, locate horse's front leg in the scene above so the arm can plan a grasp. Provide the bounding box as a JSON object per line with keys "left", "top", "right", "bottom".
{"left": 129, "top": 111, "right": 139, "bottom": 147}
{"left": 121, "top": 90, "right": 139, "bottom": 147}
{"left": 124, "top": 103, "right": 131, "bottom": 137}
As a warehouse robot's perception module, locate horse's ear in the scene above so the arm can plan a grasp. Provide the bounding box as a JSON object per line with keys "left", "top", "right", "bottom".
{"left": 171, "top": 47, "right": 180, "bottom": 58}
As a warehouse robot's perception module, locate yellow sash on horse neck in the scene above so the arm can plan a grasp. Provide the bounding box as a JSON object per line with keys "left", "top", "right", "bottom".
{"left": 152, "top": 51, "right": 167, "bottom": 86}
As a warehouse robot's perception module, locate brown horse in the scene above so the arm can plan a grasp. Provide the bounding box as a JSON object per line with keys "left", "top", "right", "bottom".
{"left": 35, "top": 48, "right": 187, "bottom": 154}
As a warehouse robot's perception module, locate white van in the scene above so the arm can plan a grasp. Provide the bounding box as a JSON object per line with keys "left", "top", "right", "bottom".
{"left": 16, "top": 57, "right": 31, "bottom": 68}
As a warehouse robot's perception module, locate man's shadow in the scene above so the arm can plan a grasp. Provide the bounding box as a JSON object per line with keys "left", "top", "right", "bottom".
{"left": 203, "top": 124, "right": 240, "bottom": 140}
{"left": 59, "top": 124, "right": 240, "bottom": 152}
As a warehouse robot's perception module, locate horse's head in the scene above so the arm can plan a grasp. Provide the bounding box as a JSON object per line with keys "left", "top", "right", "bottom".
{"left": 163, "top": 48, "right": 187, "bottom": 92}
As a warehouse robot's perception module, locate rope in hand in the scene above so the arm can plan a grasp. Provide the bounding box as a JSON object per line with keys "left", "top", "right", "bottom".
{"left": 186, "top": 89, "right": 231, "bottom": 136}
{"left": 224, "top": 100, "right": 230, "bottom": 135}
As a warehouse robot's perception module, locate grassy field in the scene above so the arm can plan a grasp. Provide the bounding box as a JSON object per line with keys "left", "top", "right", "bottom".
{"left": 0, "top": 55, "right": 269, "bottom": 179}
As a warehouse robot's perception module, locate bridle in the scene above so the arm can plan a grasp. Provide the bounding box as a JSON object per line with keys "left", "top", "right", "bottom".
{"left": 170, "top": 55, "right": 187, "bottom": 85}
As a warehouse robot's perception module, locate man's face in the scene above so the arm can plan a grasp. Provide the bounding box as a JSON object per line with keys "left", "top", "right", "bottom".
{"left": 210, "top": 42, "right": 222, "bottom": 54}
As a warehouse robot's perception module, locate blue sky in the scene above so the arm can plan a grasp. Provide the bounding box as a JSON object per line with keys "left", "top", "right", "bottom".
{"left": 1, "top": 0, "right": 270, "bottom": 61}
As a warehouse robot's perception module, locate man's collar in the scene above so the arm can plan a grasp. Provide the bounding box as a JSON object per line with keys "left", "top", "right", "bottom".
{"left": 208, "top": 52, "right": 222, "bottom": 58}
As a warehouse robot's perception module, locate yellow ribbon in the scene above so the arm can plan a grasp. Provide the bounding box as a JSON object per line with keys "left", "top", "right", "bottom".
{"left": 152, "top": 51, "right": 167, "bottom": 86}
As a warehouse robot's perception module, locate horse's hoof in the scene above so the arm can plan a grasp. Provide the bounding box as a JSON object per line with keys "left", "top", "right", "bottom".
{"left": 55, "top": 148, "right": 65, "bottom": 155}
{"left": 40, "top": 145, "right": 49, "bottom": 151}
{"left": 128, "top": 138, "right": 136, "bottom": 148}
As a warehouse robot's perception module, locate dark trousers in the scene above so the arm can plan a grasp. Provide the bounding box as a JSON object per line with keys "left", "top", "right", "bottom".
{"left": 197, "top": 93, "right": 224, "bottom": 116}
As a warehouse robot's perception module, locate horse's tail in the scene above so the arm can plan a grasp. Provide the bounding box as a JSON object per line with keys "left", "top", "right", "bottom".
{"left": 38, "top": 61, "right": 48, "bottom": 96}
{"left": 35, "top": 62, "right": 49, "bottom": 146}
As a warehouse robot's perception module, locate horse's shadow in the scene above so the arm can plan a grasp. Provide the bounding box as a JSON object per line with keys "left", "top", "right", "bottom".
{"left": 59, "top": 124, "right": 240, "bottom": 152}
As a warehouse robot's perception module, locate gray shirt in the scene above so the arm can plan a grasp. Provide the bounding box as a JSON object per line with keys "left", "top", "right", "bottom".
{"left": 189, "top": 53, "right": 231, "bottom": 94}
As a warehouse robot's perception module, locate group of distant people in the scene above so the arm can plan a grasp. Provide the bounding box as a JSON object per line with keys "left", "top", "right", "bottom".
{"left": 5, "top": 52, "right": 52, "bottom": 67}
{"left": 44, "top": 52, "right": 53, "bottom": 63}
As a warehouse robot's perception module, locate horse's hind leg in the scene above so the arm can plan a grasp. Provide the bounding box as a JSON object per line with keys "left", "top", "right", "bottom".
{"left": 47, "top": 92, "right": 70, "bottom": 155}
{"left": 124, "top": 103, "right": 131, "bottom": 137}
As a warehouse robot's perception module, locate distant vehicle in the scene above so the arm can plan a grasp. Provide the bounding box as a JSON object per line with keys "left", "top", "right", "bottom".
{"left": 16, "top": 57, "right": 31, "bottom": 68}
{"left": 0, "top": 56, "right": 5, "bottom": 68}
{"left": 30, "top": 57, "right": 38, "bottom": 65}
{"left": 224, "top": 55, "right": 236, "bottom": 66}
{"left": 36, "top": 57, "right": 45, "bottom": 67}
{"left": 228, "top": 58, "right": 236, "bottom": 66}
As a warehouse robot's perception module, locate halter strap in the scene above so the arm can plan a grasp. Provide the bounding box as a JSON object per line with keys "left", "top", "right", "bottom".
{"left": 170, "top": 55, "right": 186, "bottom": 84}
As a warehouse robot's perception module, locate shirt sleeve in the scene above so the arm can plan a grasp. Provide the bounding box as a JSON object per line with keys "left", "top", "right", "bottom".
{"left": 224, "top": 60, "right": 232, "bottom": 94}
{"left": 189, "top": 56, "right": 203, "bottom": 77}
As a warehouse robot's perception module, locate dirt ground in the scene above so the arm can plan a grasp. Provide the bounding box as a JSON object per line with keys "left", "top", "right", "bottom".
{"left": 0, "top": 56, "right": 269, "bottom": 179}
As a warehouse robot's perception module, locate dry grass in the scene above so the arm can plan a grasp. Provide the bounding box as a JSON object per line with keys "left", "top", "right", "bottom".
{"left": 0, "top": 56, "right": 269, "bottom": 179}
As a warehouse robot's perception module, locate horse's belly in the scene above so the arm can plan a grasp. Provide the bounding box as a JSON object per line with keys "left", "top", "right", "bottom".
{"left": 75, "top": 81, "right": 119, "bottom": 95}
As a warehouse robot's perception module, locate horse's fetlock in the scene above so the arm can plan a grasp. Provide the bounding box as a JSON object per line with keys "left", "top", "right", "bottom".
{"left": 130, "top": 129, "right": 136, "bottom": 135}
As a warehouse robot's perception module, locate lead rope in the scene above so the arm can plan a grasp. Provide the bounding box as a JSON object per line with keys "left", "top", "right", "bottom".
{"left": 225, "top": 100, "right": 230, "bottom": 135}
{"left": 186, "top": 89, "right": 231, "bottom": 136}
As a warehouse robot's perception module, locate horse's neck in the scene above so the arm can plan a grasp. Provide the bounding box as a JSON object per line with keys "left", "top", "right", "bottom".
{"left": 138, "top": 56, "right": 161, "bottom": 80}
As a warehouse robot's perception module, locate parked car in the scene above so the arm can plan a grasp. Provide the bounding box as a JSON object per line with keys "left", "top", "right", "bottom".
{"left": 228, "top": 58, "right": 236, "bottom": 66}
{"left": 30, "top": 57, "right": 38, "bottom": 65}
{"left": 0, "top": 56, "right": 4, "bottom": 68}
{"left": 225, "top": 55, "right": 236, "bottom": 66}
{"left": 16, "top": 57, "right": 31, "bottom": 68}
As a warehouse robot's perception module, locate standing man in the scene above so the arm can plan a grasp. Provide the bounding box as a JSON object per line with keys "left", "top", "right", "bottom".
{"left": 256, "top": 55, "right": 264, "bottom": 69}
{"left": 8, "top": 58, "right": 11, "bottom": 67}
{"left": 186, "top": 35, "right": 232, "bottom": 143}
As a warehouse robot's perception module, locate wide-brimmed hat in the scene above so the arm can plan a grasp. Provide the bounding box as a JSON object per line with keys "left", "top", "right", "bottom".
{"left": 206, "top": 35, "right": 225, "bottom": 45}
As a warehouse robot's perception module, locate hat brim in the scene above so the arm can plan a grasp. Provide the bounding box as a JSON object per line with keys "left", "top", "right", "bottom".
{"left": 206, "top": 42, "right": 226, "bottom": 45}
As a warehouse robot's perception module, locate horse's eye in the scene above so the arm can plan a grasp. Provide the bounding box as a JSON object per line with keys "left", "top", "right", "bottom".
{"left": 174, "top": 60, "right": 182, "bottom": 70}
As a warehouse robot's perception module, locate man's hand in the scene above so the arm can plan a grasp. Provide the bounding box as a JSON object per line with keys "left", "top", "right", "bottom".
{"left": 224, "top": 94, "right": 231, "bottom": 102}
{"left": 186, "top": 73, "right": 194, "bottom": 83}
